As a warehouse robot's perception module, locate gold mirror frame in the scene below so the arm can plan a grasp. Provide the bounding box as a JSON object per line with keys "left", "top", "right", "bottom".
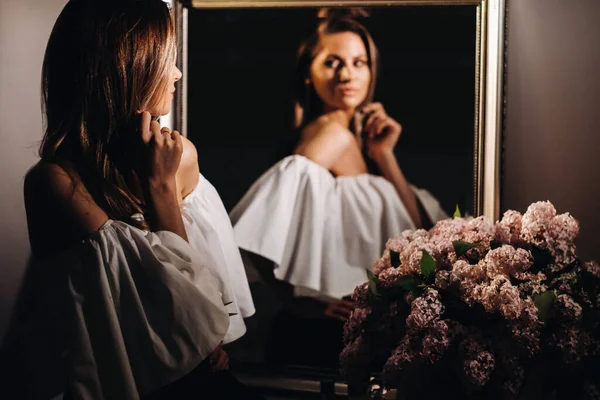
{"left": 172, "top": 0, "right": 506, "bottom": 221}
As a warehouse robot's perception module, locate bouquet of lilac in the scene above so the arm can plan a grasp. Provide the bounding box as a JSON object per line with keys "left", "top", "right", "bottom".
{"left": 341, "top": 201, "right": 600, "bottom": 399}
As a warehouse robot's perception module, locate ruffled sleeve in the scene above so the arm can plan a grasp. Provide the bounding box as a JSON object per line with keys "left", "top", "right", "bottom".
{"left": 230, "top": 155, "right": 448, "bottom": 299}
{"left": 4, "top": 220, "right": 230, "bottom": 400}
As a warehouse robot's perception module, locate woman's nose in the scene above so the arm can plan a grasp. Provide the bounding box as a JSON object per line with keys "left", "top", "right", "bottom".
{"left": 337, "top": 65, "right": 351, "bottom": 82}
{"left": 173, "top": 66, "right": 183, "bottom": 82}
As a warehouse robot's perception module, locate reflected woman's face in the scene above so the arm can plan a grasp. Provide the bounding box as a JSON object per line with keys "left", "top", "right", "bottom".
{"left": 309, "top": 31, "right": 371, "bottom": 114}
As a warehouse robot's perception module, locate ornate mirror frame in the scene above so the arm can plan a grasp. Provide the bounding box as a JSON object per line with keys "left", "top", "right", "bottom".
{"left": 171, "top": 0, "right": 506, "bottom": 221}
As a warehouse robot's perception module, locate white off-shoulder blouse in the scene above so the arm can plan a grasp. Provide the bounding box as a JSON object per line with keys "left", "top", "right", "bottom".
{"left": 5, "top": 175, "right": 255, "bottom": 400}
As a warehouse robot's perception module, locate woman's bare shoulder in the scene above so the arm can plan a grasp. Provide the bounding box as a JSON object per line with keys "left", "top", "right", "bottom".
{"left": 24, "top": 160, "right": 109, "bottom": 257}
{"left": 177, "top": 136, "right": 200, "bottom": 199}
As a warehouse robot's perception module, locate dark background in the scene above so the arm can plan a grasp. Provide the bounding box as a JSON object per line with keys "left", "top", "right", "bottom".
{"left": 187, "top": 6, "right": 477, "bottom": 216}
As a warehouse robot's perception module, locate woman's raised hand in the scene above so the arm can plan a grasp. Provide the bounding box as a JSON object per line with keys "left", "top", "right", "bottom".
{"left": 136, "top": 111, "right": 183, "bottom": 189}
{"left": 361, "top": 102, "right": 402, "bottom": 159}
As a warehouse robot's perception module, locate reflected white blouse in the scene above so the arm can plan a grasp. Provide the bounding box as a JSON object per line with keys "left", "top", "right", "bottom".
{"left": 230, "top": 155, "right": 448, "bottom": 299}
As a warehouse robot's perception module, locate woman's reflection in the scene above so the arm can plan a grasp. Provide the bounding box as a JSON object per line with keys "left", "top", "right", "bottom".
{"left": 228, "top": 9, "right": 447, "bottom": 368}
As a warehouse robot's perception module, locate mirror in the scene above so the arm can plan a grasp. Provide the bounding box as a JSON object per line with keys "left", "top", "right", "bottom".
{"left": 176, "top": 0, "right": 505, "bottom": 394}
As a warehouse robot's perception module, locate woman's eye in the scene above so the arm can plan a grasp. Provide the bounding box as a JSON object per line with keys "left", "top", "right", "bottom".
{"left": 354, "top": 60, "right": 367, "bottom": 68}
{"left": 324, "top": 59, "right": 339, "bottom": 68}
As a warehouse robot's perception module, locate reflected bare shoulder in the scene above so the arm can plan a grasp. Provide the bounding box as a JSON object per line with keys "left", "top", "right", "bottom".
{"left": 294, "top": 116, "right": 356, "bottom": 170}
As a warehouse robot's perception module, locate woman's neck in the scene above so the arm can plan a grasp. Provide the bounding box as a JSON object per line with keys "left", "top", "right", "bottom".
{"left": 321, "top": 107, "right": 355, "bottom": 129}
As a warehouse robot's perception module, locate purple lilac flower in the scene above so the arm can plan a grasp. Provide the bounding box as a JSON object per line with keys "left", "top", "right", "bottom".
{"left": 343, "top": 307, "right": 371, "bottom": 345}
{"left": 406, "top": 288, "right": 444, "bottom": 332}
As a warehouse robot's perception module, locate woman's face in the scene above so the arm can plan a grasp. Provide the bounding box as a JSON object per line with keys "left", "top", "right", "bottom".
{"left": 150, "top": 65, "right": 183, "bottom": 116}
{"left": 309, "top": 31, "right": 371, "bottom": 114}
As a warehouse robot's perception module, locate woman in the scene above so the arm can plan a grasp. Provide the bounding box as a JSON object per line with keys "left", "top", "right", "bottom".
{"left": 229, "top": 9, "right": 447, "bottom": 366}
{"left": 4, "top": 0, "right": 259, "bottom": 398}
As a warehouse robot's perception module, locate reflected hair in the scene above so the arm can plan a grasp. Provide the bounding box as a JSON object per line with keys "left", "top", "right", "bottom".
{"left": 39, "top": 0, "right": 176, "bottom": 228}
{"left": 293, "top": 8, "right": 379, "bottom": 131}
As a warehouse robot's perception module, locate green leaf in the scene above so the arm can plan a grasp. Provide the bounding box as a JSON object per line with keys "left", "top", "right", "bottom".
{"left": 367, "top": 269, "right": 379, "bottom": 296}
{"left": 420, "top": 250, "right": 436, "bottom": 279}
{"left": 392, "top": 276, "right": 419, "bottom": 292}
{"left": 390, "top": 250, "right": 400, "bottom": 268}
{"left": 453, "top": 204, "right": 462, "bottom": 218}
{"left": 366, "top": 269, "right": 375, "bottom": 281}
{"left": 452, "top": 240, "right": 480, "bottom": 257}
{"left": 534, "top": 290, "right": 556, "bottom": 322}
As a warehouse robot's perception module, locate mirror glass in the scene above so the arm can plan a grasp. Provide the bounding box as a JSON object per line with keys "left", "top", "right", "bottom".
{"left": 186, "top": 4, "right": 478, "bottom": 374}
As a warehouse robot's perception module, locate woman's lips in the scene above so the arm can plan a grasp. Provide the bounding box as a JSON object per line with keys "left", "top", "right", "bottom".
{"left": 339, "top": 87, "right": 360, "bottom": 96}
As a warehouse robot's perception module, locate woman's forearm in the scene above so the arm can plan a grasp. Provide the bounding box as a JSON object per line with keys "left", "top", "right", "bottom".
{"left": 144, "top": 180, "right": 188, "bottom": 241}
{"left": 372, "top": 150, "right": 423, "bottom": 228}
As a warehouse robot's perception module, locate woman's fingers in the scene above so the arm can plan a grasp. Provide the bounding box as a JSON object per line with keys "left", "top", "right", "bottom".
{"left": 324, "top": 299, "right": 355, "bottom": 321}
{"left": 324, "top": 308, "right": 347, "bottom": 322}
{"left": 374, "top": 117, "right": 390, "bottom": 136}
{"left": 361, "top": 102, "right": 383, "bottom": 114}
{"left": 212, "top": 348, "right": 229, "bottom": 371}
{"left": 171, "top": 130, "right": 183, "bottom": 152}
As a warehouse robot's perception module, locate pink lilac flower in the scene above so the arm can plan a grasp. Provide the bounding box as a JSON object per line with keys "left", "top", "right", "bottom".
{"left": 340, "top": 336, "right": 371, "bottom": 382}
{"left": 453, "top": 259, "right": 486, "bottom": 281}
{"left": 548, "top": 326, "right": 585, "bottom": 364}
{"left": 430, "top": 217, "right": 467, "bottom": 240}
{"left": 420, "top": 319, "right": 452, "bottom": 364}
{"left": 463, "top": 216, "right": 495, "bottom": 244}
{"left": 517, "top": 272, "right": 548, "bottom": 298}
{"left": 352, "top": 282, "right": 372, "bottom": 308}
{"left": 372, "top": 251, "right": 392, "bottom": 274}
{"left": 545, "top": 213, "right": 579, "bottom": 266}
{"left": 482, "top": 245, "right": 533, "bottom": 279}
{"left": 494, "top": 210, "right": 523, "bottom": 245}
{"left": 502, "top": 365, "right": 525, "bottom": 397}
{"left": 520, "top": 201, "right": 579, "bottom": 272}
{"left": 520, "top": 201, "right": 557, "bottom": 246}
{"left": 377, "top": 266, "right": 404, "bottom": 289}
{"left": 385, "top": 230, "right": 427, "bottom": 253}
{"left": 381, "top": 334, "right": 421, "bottom": 387}
{"left": 471, "top": 275, "right": 523, "bottom": 319}
{"left": 445, "top": 259, "right": 486, "bottom": 297}
{"left": 434, "top": 270, "right": 452, "bottom": 290}
{"left": 509, "top": 298, "right": 542, "bottom": 357}
{"left": 582, "top": 260, "right": 600, "bottom": 279}
{"left": 457, "top": 337, "right": 497, "bottom": 389}
{"left": 398, "top": 236, "right": 440, "bottom": 277}
{"left": 555, "top": 294, "right": 583, "bottom": 320}
{"left": 406, "top": 288, "right": 444, "bottom": 332}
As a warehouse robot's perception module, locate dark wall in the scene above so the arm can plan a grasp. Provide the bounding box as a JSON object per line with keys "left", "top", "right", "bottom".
{"left": 503, "top": 0, "right": 600, "bottom": 262}
{"left": 188, "top": 6, "right": 476, "bottom": 214}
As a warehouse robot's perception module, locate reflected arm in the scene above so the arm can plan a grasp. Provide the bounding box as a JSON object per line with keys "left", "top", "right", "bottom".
{"left": 371, "top": 150, "right": 432, "bottom": 229}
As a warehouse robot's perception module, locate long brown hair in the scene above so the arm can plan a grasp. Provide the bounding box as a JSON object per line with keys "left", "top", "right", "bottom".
{"left": 293, "top": 8, "right": 379, "bottom": 131}
{"left": 39, "top": 0, "right": 176, "bottom": 227}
